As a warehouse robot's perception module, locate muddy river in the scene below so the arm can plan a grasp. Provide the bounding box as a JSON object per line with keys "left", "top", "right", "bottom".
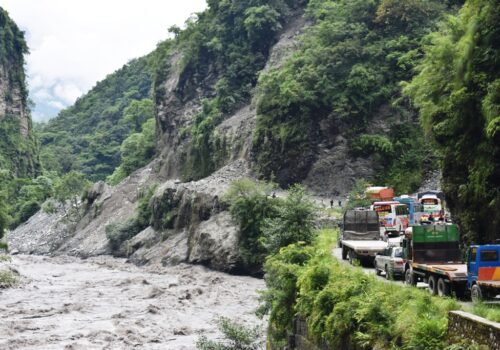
{"left": 0, "top": 255, "right": 266, "bottom": 349}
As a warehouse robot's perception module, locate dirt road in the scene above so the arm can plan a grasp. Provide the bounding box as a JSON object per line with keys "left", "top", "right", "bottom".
{"left": 0, "top": 255, "right": 265, "bottom": 350}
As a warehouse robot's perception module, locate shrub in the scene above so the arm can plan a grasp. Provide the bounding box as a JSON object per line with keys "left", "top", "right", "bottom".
{"left": 105, "top": 219, "right": 142, "bottom": 252}
{"left": 105, "top": 183, "right": 157, "bottom": 253}
{"left": 0, "top": 270, "right": 17, "bottom": 288}
{"left": 260, "top": 184, "right": 317, "bottom": 254}
{"left": 225, "top": 180, "right": 316, "bottom": 273}
{"left": 196, "top": 317, "right": 263, "bottom": 350}
{"left": 224, "top": 179, "right": 277, "bottom": 271}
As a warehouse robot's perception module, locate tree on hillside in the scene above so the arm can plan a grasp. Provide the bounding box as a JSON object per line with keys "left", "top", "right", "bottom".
{"left": 261, "top": 185, "right": 316, "bottom": 254}
{"left": 54, "top": 171, "right": 91, "bottom": 221}
{"left": 0, "top": 193, "right": 10, "bottom": 241}
{"left": 404, "top": 0, "right": 500, "bottom": 244}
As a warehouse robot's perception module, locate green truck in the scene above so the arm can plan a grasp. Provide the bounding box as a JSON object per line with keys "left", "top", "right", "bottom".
{"left": 402, "top": 224, "right": 468, "bottom": 297}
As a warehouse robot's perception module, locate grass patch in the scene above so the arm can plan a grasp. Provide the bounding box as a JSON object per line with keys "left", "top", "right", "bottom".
{"left": 0, "top": 270, "right": 17, "bottom": 288}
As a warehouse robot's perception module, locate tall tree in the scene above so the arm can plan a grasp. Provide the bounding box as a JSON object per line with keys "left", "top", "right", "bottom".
{"left": 404, "top": 0, "right": 500, "bottom": 244}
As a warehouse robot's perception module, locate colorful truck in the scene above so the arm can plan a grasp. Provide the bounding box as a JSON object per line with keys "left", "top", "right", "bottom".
{"left": 466, "top": 245, "right": 500, "bottom": 302}
{"left": 365, "top": 186, "right": 394, "bottom": 202}
{"left": 402, "top": 224, "right": 468, "bottom": 297}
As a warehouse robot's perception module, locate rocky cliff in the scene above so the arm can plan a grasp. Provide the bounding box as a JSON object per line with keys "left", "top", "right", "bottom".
{"left": 0, "top": 8, "right": 29, "bottom": 134}
{"left": 0, "top": 7, "right": 39, "bottom": 177}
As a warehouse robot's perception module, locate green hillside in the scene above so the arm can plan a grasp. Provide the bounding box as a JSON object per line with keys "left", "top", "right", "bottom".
{"left": 38, "top": 56, "right": 154, "bottom": 182}
{"left": 0, "top": 7, "right": 41, "bottom": 235}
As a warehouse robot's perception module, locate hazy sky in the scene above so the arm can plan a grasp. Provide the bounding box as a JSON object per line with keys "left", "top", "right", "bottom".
{"left": 0, "top": 0, "right": 207, "bottom": 122}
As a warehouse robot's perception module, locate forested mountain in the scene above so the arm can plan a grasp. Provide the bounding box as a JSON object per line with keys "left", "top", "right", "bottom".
{"left": 38, "top": 56, "right": 154, "bottom": 182}
{"left": 6, "top": 0, "right": 499, "bottom": 248}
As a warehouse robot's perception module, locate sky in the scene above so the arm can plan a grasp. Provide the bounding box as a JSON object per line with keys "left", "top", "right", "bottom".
{"left": 0, "top": 0, "right": 207, "bottom": 122}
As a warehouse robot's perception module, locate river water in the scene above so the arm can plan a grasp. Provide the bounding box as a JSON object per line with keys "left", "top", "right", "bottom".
{"left": 0, "top": 255, "right": 266, "bottom": 349}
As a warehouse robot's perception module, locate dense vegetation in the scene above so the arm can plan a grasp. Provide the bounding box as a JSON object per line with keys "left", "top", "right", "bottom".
{"left": 404, "top": 0, "right": 500, "bottom": 244}
{"left": 261, "top": 230, "right": 465, "bottom": 349}
{"left": 164, "top": 0, "right": 305, "bottom": 181}
{"left": 0, "top": 8, "right": 43, "bottom": 235}
{"left": 0, "top": 7, "right": 29, "bottom": 105}
{"left": 225, "top": 179, "right": 316, "bottom": 274}
{"left": 253, "top": 0, "right": 461, "bottom": 193}
{"left": 38, "top": 57, "right": 154, "bottom": 182}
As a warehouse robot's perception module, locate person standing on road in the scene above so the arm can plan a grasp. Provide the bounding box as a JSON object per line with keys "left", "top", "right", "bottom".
{"left": 330, "top": 199, "right": 334, "bottom": 208}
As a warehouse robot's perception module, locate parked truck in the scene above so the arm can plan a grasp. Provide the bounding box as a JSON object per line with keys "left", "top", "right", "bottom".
{"left": 466, "top": 244, "right": 500, "bottom": 302}
{"left": 402, "top": 224, "right": 468, "bottom": 297}
{"left": 340, "top": 209, "right": 387, "bottom": 265}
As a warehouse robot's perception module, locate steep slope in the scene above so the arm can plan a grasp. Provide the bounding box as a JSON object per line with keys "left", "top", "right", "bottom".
{"left": 0, "top": 7, "right": 42, "bottom": 235}
{"left": 38, "top": 56, "right": 154, "bottom": 182}
{"left": 8, "top": 5, "right": 307, "bottom": 273}
{"left": 0, "top": 7, "right": 39, "bottom": 178}
{"left": 9, "top": 0, "right": 472, "bottom": 272}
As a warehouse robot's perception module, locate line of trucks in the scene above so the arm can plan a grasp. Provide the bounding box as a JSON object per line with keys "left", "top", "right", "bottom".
{"left": 338, "top": 208, "right": 500, "bottom": 302}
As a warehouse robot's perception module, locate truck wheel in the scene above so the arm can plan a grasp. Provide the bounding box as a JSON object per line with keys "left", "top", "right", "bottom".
{"left": 437, "top": 278, "right": 450, "bottom": 297}
{"left": 405, "top": 269, "right": 416, "bottom": 286}
{"left": 348, "top": 250, "right": 356, "bottom": 265}
{"left": 342, "top": 246, "right": 347, "bottom": 260}
{"left": 428, "top": 276, "right": 438, "bottom": 295}
{"left": 471, "top": 285, "right": 483, "bottom": 303}
{"left": 385, "top": 265, "right": 392, "bottom": 280}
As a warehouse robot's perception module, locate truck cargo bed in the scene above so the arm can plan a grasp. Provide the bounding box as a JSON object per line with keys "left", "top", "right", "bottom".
{"left": 342, "top": 240, "right": 388, "bottom": 254}
{"left": 412, "top": 263, "right": 468, "bottom": 280}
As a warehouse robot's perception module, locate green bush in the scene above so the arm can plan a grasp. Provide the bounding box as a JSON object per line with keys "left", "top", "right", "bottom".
{"left": 196, "top": 317, "right": 263, "bottom": 350}
{"left": 105, "top": 183, "right": 157, "bottom": 253}
{"left": 15, "top": 200, "right": 40, "bottom": 225}
{"left": 0, "top": 270, "right": 17, "bottom": 288}
{"left": 105, "top": 218, "right": 142, "bottom": 252}
{"left": 260, "top": 184, "right": 317, "bottom": 254}
{"left": 224, "top": 179, "right": 278, "bottom": 271}
{"left": 261, "top": 229, "right": 462, "bottom": 349}
{"left": 225, "top": 180, "right": 316, "bottom": 273}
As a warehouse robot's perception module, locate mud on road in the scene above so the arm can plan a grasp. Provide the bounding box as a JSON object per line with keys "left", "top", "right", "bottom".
{"left": 0, "top": 255, "right": 266, "bottom": 350}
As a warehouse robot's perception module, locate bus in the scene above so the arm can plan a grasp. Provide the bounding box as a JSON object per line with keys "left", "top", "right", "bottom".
{"left": 371, "top": 201, "right": 410, "bottom": 236}
{"left": 419, "top": 194, "right": 443, "bottom": 222}
{"left": 394, "top": 196, "right": 423, "bottom": 225}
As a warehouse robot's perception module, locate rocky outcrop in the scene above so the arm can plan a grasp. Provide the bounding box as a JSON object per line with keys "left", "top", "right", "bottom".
{"left": 0, "top": 8, "right": 29, "bottom": 136}
{"left": 8, "top": 160, "right": 249, "bottom": 273}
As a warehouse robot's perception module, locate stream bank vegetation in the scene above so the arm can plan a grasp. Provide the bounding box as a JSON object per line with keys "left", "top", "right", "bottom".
{"left": 224, "top": 179, "right": 316, "bottom": 274}
{"left": 260, "top": 229, "right": 468, "bottom": 350}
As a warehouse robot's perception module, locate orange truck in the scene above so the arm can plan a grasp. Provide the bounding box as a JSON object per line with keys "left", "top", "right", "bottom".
{"left": 365, "top": 187, "right": 395, "bottom": 202}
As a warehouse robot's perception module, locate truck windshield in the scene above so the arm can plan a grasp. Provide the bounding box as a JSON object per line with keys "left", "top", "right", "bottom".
{"left": 480, "top": 250, "right": 499, "bottom": 262}
{"left": 394, "top": 248, "right": 403, "bottom": 257}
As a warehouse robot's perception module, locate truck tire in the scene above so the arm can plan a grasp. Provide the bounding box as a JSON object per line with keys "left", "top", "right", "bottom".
{"left": 385, "top": 265, "right": 392, "bottom": 280}
{"left": 405, "top": 269, "right": 416, "bottom": 286}
{"left": 428, "top": 276, "right": 438, "bottom": 295}
{"left": 342, "top": 246, "right": 347, "bottom": 260}
{"left": 437, "top": 278, "right": 450, "bottom": 297}
{"left": 348, "top": 250, "right": 356, "bottom": 265}
{"left": 471, "top": 285, "right": 483, "bottom": 303}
